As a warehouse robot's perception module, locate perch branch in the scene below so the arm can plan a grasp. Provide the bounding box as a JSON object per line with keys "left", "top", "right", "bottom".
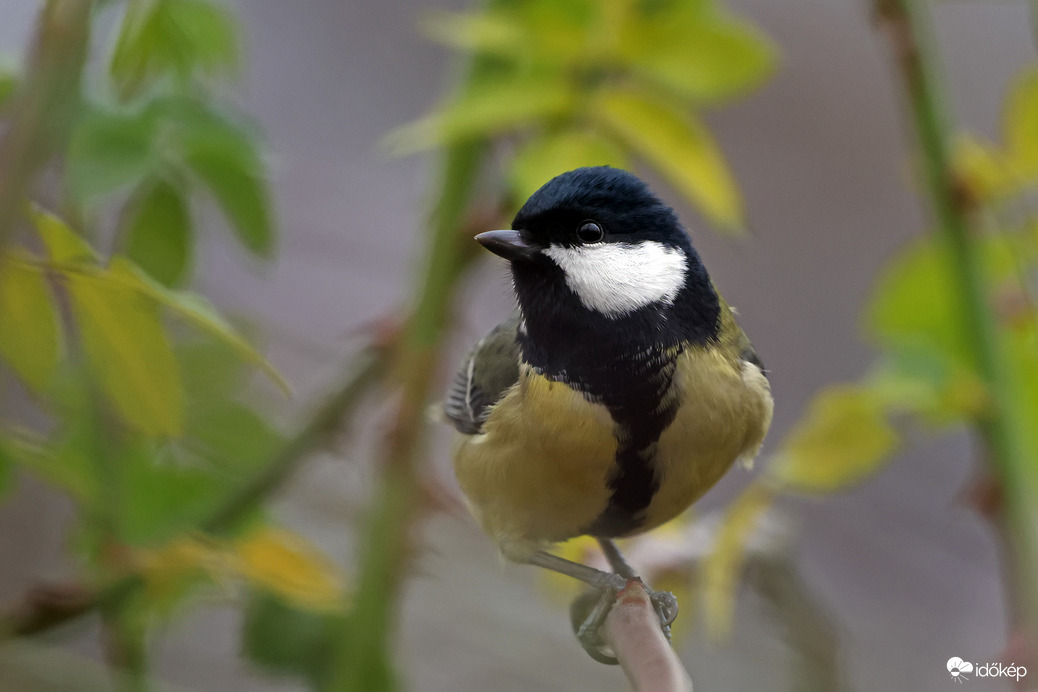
{"left": 605, "top": 581, "right": 693, "bottom": 692}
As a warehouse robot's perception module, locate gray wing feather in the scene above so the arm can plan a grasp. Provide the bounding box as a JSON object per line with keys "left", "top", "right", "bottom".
{"left": 444, "top": 313, "right": 522, "bottom": 435}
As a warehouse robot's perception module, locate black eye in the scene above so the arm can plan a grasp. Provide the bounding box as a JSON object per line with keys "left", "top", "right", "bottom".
{"left": 576, "top": 220, "right": 604, "bottom": 243}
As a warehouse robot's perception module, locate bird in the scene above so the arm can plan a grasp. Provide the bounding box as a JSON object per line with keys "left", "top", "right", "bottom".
{"left": 443, "top": 166, "right": 773, "bottom": 660}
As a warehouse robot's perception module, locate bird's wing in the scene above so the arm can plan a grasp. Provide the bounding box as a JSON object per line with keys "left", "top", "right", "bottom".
{"left": 734, "top": 324, "right": 767, "bottom": 378}
{"left": 444, "top": 312, "right": 522, "bottom": 435}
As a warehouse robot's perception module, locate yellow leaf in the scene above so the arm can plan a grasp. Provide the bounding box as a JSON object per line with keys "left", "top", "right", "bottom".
{"left": 421, "top": 11, "right": 526, "bottom": 56}
{"left": 510, "top": 130, "right": 629, "bottom": 202}
{"left": 702, "top": 483, "right": 774, "bottom": 639}
{"left": 769, "top": 384, "right": 899, "bottom": 494}
{"left": 30, "top": 206, "right": 98, "bottom": 264}
{"left": 138, "top": 535, "right": 218, "bottom": 602}
{"left": 950, "top": 134, "right": 1019, "bottom": 202}
{"left": 0, "top": 256, "right": 62, "bottom": 391}
{"left": 593, "top": 89, "right": 744, "bottom": 233}
{"left": 68, "top": 271, "right": 183, "bottom": 436}
{"left": 385, "top": 79, "right": 573, "bottom": 154}
{"left": 235, "top": 528, "right": 343, "bottom": 610}
{"left": 107, "top": 258, "right": 291, "bottom": 396}
{"left": 1004, "top": 65, "right": 1038, "bottom": 179}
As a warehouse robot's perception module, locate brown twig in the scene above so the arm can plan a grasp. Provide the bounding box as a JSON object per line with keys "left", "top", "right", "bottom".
{"left": 605, "top": 581, "right": 693, "bottom": 692}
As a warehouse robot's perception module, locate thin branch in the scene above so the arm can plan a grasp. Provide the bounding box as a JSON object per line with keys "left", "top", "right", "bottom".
{"left": 201, "top": 344, "right": 390, "bottom": 534}
{"left": 875, "top": 0, "right": 1038, "bottom": 645}
{"left": 605, "top": 581, "right": 693, "bottom": 692}
{"left": 0, "top": 0, "right": 93, "bottom": 251}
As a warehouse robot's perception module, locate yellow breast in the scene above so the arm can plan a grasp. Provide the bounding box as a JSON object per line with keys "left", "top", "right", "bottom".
{"left": 452, "top": 365, "right": 616, "bottom": 559}
{"left": 452, "top": 347, "right": 773, "bottom": 561}
{"left": 639, "top": 348, "right": 773, "bottom": 532}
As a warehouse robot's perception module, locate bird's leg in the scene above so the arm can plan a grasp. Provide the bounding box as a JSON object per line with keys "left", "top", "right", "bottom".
{"left": 525, "top": 550, "right": 628, "bottom": 591}
{"left": 597, "top": 538, "right": 679, "bottom": 631}
{"left": 596, "top": 537, "right": 638, "bottom": 578}
{"left": 523, "top": 543, "right": 679, "bottom": 664}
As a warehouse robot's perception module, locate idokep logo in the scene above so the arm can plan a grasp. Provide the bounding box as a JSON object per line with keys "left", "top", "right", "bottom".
{"left": 947, "top": 656, "right": 1028, "bottom": 684}
{"left": 947, "top": 658, "right": 973, "bottom": 683}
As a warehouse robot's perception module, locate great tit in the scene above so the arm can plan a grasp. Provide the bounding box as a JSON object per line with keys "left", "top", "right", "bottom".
{"left": 444, "top": 166, "right": 773, "bottom": 653}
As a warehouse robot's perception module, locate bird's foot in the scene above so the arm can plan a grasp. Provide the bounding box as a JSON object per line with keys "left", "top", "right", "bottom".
{"left": 569, "top": 579, "right": 679, "bottom": 665}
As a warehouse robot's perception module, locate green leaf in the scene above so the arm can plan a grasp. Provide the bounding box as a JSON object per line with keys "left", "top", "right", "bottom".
{"left": 865, "top": 234, "right": 1030, "bottom": 358}
{"left": 13, "top": 383, "right": 100, "bottom": 502}
{"left": 622, "top": 8, "right": 777, "bottom": 103}
{"left": 124, "top": 179, "right": 193, "bottom": 286}
{"left": 177, "top": 336, "right": 250, "bottom": 401}
{"left": 510, "top": 130, "right": 628, "bottom": 202}
{"left": 769, "top": 384, "right": 899, "bottom": 493}
{"left": 67, "top": 271, "right": 184, "bottom": 437}
{"left": 0, "top": 257, "right": 62, "bottom": 392}
{"left": 187, "top": 400, "right": 282, "bottom": 468}
{"left": 182, "top": 130, "right": 274, "bottom": 256}
{"left": 110, "top": 0, "right": 238, "bottom": 98}
{"left": 1004, "top": 64, "right": 1038, "bottom": 178}
{"left": 30, "top": 206, "right": 98, "bottom": 264}
{"left": 867, "top": 238, "right": 959, "bottom": 350}
{"left": 109, "top": 257, "right": 290, "bottom": 395}
{"left": 242, "top": 591, "right": 340, "bottom": 685}
{"left": 0, "top": 68, "right": 17, "bottom": 111}
{"left": 67, "top": 108, "right": 157, "bottom": 204}
{"left": 593, "top": 89, "right": 744, "bottom": 233}
{"left": 386, "top": 78, "right": 573, "bottom": 154}
{"left": 114, "top": 441, "right": 215, "bottom": 544}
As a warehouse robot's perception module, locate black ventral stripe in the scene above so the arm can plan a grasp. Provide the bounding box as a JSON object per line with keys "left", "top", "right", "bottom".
{"left": 581, "top": 351, "right": 681, "bottom": 537}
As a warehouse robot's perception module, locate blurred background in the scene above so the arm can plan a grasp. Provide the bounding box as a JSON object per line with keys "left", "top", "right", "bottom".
{"left": 0, "top": 0, "right": 1035, "bottom": 690}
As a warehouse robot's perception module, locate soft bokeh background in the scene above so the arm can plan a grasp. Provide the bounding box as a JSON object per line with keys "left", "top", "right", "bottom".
{"left": 0, "top": 0, "right": 1032, "bottom": 690}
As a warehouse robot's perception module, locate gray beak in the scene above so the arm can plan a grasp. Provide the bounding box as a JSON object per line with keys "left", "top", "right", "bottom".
{"left": 475, "top": 230, "right": 538, "bottom": 262}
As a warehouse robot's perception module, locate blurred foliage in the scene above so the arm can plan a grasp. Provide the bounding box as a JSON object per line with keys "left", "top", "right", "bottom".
{"left": 390, "top": 0, "right": 776, "bottom": 233}
{"left": 701, "top": 52, "right": 1038, "bottom": 639}
{"left": 0, "top": 0, "right": 345, "bottom": 689}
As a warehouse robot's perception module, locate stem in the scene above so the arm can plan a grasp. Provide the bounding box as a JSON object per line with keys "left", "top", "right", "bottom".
{"left": 102, "top": 607, "right": 149, "bottom": 692}
{"left": 201, "top": 346, "right": 389, "bottom": 534}
{"left": 605, "top": 581, "right": 693, "bottom": 692}
{"left": 323, "top": 138, "right": 487, "bottom": 692}
{"left": 876, "top": 0, "right": 1038, "bottom": 640}
{"left": 0, "top": 0, "right": 93, "bottom": 252}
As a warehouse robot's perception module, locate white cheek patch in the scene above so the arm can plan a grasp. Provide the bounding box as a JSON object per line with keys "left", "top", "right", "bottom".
{"left": 543, "top": 241, "right": 688, "bottom": 317}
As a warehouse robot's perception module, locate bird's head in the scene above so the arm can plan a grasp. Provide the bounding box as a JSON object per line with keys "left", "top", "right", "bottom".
{"left": 477, "top": 167, "right": 719, "bottom": 346}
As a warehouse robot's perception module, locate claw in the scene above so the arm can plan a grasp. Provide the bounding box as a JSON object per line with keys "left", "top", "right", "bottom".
{"left": 569, "top": 579, "right": 680, "bottom": 664}
{"left": 570, "top": 586, "right": 620, "bottom": 665}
